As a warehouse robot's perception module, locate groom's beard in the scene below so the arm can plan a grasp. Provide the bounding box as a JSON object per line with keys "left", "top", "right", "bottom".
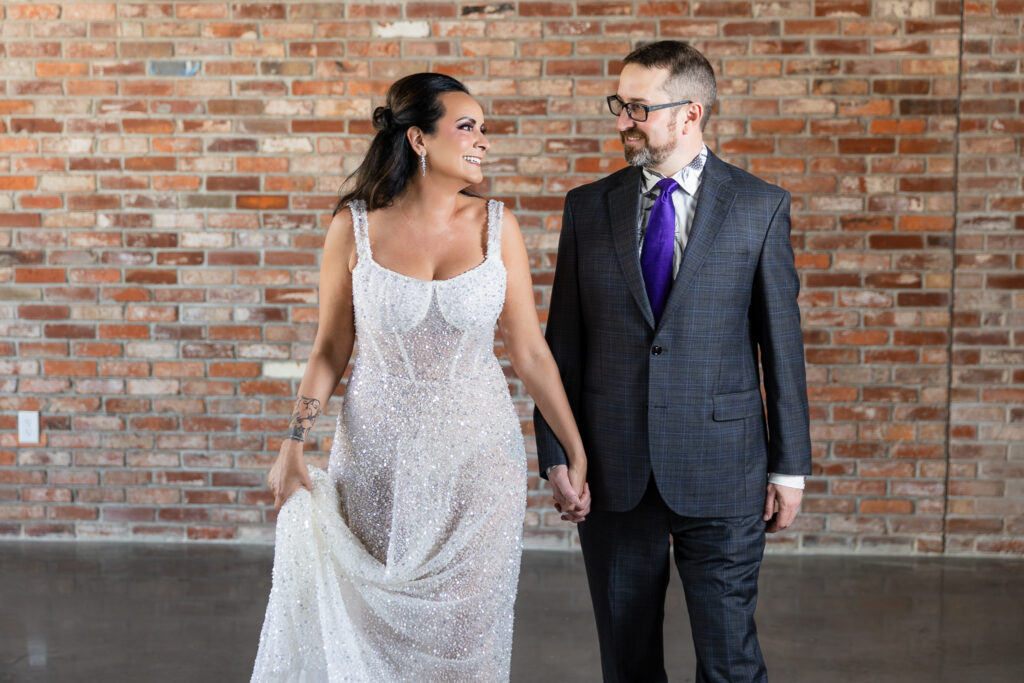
{"left": 621, "top": 114, "right": 678, "bottom": 168}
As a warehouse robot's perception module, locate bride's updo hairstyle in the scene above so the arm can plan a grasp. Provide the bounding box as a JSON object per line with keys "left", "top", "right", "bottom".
{"left": 335, "top": 73, "right": 471, "bottom": 214}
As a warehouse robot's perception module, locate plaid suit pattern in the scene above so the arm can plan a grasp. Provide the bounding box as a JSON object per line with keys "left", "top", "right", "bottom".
{"left": 535, "top": 151, "right": 811, "bottom": 517}
{"left": 534, "top": 151, "right": 811, "bottom": 682}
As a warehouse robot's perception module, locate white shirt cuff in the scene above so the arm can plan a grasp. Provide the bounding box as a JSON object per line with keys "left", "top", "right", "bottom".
{"left": 768, "top": 473, "right": 805, "bottom": 490}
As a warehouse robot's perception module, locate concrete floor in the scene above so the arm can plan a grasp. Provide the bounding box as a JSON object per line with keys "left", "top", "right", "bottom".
{"left": 1, "top": 543, "right": 1022, "bottom": 682}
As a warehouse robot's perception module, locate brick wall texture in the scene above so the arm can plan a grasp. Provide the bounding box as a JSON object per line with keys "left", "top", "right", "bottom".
{"left": 1, "top": 1, "right": 1021, "bottom": 554}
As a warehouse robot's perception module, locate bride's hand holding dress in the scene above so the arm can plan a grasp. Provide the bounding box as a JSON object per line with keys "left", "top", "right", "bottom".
{"left": 266, "top": 440, "right": 312, "bottom": 510}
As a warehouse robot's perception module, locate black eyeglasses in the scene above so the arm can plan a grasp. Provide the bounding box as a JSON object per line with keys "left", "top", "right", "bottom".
{"left": 607, "top": 95, "right": 693, "bottom": 122}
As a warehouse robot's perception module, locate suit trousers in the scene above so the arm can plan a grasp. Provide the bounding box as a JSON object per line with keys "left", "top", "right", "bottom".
{"left": 577, "top": 476, "right": 767, "bottom": 683}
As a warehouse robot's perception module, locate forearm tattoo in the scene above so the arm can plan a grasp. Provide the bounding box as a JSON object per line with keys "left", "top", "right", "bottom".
{"left": 287, "top": 396, "right": 322, "bottom": 443}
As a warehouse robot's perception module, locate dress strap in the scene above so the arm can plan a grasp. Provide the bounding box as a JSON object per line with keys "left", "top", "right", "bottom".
{"left": 347, "top": 200, "right": 372, "bottom": 261}
{"left": 485, "top": 199, "right": 504, "bottom": 261}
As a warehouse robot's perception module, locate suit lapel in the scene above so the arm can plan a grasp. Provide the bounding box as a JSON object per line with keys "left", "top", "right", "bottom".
{"left": 658, "top": 151, "right": 737, "bottom": 327}
{"left": 606, "top": 166, "right": 656, "bottom": 328}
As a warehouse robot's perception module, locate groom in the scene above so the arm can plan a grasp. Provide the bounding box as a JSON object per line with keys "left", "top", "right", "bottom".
{"left": 535, "top": 41, "right": 811, "bottom": 682}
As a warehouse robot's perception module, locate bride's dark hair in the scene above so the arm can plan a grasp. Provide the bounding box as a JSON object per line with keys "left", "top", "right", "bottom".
{"left": 334, "top": 73, "right": 471, "bottom": 215}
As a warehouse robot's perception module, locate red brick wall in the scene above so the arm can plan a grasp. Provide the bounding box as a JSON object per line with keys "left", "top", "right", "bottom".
{"left": 948, "top": 0, "right": 1024, "bottom": 554}
{"left": 0, "top": 1, "right": 1020, "bottom": 554}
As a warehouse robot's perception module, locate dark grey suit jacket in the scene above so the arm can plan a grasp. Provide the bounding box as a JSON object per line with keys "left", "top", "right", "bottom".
{"left": 535, "top": 151, "right": 812, "bottom": 518}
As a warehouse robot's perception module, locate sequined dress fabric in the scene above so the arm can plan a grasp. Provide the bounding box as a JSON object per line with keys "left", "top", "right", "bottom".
{"left": 251, "top": 199, "right": 527, "bottom": 682}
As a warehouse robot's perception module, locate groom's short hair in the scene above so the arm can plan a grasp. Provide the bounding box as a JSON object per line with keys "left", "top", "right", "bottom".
{"left": 623, "top": 41, "right": 717, "bottom": 130}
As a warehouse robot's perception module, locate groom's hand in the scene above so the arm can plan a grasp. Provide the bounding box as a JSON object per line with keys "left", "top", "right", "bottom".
{"left": 548, "top": 464, "right": 590, "bottom": 523}
{"left": 763, "top": 482, "right": 802, "bottom": 533}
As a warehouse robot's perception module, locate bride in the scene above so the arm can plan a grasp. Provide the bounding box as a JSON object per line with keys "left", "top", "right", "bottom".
{"left": 250, "top": 73, "right": 590, "bottom": 682}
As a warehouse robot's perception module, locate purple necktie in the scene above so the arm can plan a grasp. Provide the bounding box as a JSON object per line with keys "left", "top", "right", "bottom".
{"left": 641, "top": 177, "right": 679, "bottom": 323}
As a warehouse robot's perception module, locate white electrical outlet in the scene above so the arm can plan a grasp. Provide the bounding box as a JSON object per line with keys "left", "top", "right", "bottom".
{"left": 18, "top": 411, "right": 39, "bottom": 443}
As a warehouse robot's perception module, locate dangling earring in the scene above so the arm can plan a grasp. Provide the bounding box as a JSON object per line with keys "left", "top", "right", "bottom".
{"left": 420, "top": 151, "right": 427, "bottom": 177}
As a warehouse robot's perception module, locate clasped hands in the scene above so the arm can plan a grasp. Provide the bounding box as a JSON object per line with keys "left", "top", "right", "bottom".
{"left": 549, "top": 468, "right": 801, "bottom": 530}
{"left": 547, "top": 463, "right": 591, "bottom": 524}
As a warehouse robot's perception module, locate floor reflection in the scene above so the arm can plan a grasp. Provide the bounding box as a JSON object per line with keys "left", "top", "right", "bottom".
{"left": 1, "top": 543, "right": 1022, "bottom": 682}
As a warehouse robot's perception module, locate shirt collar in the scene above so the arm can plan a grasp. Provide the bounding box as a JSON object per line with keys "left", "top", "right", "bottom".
{"left": 641, "top": 144, "right": 708, "bottom": 198}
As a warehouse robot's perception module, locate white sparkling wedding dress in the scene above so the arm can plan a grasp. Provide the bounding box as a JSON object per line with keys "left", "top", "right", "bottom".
{"left": 251, "top": 199, "right": 527, "bottom": 682}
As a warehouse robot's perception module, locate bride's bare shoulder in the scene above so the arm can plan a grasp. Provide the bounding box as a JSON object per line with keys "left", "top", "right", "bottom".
{"left": 327, "top": 206, "right": 356, "bottom": 241}
{"left": 325, "top": 206, "right": 357, "bottom": 271}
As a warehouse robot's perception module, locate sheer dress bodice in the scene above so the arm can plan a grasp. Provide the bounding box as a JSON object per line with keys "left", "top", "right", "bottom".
{"left": 349, "top": 198, "right": 507, "bottom": 383}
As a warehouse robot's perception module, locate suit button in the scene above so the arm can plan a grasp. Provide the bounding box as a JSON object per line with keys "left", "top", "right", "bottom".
{"left": 651, "top": 345, "right": 662, "bottom": 356}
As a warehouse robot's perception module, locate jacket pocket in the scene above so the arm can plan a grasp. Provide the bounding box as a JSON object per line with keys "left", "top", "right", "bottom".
{"left": 712, "top": 388, "right": 763, "bottom": 421}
